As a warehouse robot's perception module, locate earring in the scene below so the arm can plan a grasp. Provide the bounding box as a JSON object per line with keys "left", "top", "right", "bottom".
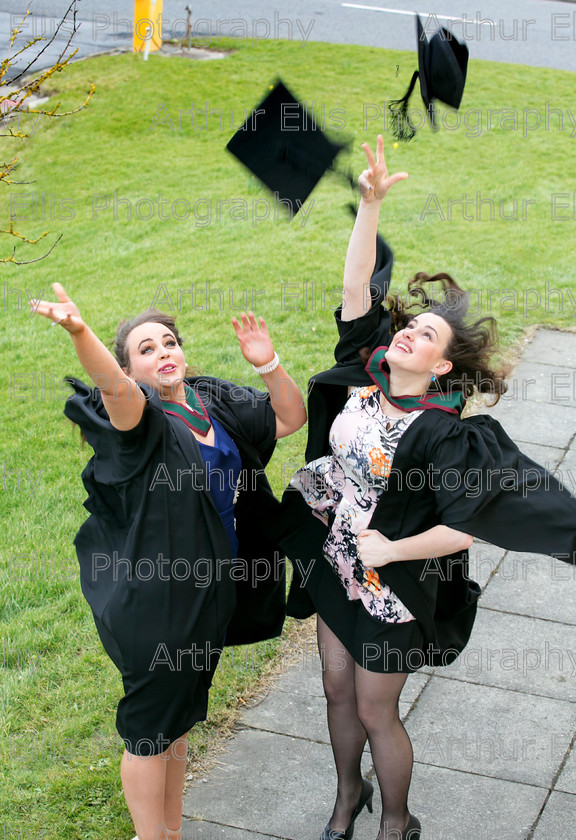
{"left": 430, "top": 374, "right": 437, "bottom": 383}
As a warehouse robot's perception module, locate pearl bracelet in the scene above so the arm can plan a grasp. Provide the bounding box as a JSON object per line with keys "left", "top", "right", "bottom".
{"left": 252, "top": 352, "right": 280, "bottom": 375}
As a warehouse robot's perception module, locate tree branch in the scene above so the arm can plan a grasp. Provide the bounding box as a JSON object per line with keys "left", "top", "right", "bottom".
{"left": 1, "top": 233, "right": 63, "bottom": 264}
{"left": 7, "top": 0, "right": 80, "bottom": 86}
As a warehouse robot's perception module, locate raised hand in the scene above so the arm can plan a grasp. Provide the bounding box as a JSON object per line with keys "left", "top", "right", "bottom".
{"left": 358, "top": 134, "right": 409, "bottom": 202}
{"left": 231, "top": 311, "right": 276, "bottom": 368}
{"left": 30, "top": 282, "right": 86, "bottom": 335}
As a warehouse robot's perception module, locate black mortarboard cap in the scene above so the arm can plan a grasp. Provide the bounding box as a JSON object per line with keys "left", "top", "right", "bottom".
{"left": 417, "top": 17, "right": 468, "bottom": 116}
{"left": 227, "top": 79, "right": 347, "bottom": 217}
{"left": 389, "top": 15, "right": 469, "bottom": 141}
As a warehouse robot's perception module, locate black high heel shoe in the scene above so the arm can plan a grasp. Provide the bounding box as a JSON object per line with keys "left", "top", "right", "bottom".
{"left": 401, "top": 813, "right": 421, "bottom": 840}
{"left": 320, "top": 778, "right": 374, "bottom": 840}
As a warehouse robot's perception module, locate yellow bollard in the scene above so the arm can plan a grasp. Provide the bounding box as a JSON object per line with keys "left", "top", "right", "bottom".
{"left": 133, "top": 0, "right": 163, "bottom": 54}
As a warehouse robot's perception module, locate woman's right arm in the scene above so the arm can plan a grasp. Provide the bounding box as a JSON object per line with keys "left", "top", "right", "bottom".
{"left": 341, "top": 135, "right": 408, "bottom": 322}
{"left": 32, "top": 283, "right": 145, "bottom": 430}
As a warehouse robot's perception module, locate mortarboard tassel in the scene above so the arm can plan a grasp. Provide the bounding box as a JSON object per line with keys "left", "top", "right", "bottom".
{"left": 387, "top": 69, "right": 420, "bottom": 142}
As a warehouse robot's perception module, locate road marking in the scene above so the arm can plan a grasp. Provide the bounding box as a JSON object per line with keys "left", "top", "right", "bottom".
{"left": 341, "top": 4, "right": 494, "bottom": 26}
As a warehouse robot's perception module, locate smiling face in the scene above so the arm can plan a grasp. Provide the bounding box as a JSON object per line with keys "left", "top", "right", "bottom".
{"left": 386, "top": 312, "right": 454, "bottom": 380}
{"left": 123, "top": 321, "right": 187, "bottom": 399}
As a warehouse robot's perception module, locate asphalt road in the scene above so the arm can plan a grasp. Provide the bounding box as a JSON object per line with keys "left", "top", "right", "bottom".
{"left": 2, "top": 0, "right": 575, "bottom": 76}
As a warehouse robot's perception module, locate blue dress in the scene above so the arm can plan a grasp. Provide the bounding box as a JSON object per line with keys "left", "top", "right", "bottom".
{"left": 198, "top": 416, "right": 242, "bottom": 557}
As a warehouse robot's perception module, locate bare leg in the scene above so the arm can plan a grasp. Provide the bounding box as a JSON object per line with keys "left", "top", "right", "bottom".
{"left": 121, "top": 733, "right": 188, "bottom": 840}
{"left": 121, "top": 749, "right": 167, "bottom": 840}
{"left": 163, "top": 734, "right": 188, "bottom": 838}
{"left": 318, "top": 616, "right": 369, "bottom": 831}
{"left": 355, "top": 665, "right": 413, "bottom": 839}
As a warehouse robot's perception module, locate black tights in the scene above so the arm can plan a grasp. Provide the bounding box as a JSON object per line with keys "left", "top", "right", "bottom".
{"left": 318, "top": 616, "right": 414, "bottom": 839}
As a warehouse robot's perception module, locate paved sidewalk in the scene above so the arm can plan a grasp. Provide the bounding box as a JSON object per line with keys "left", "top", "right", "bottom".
{"left": 183, "top": 328, "right": 576, "bottom": 840}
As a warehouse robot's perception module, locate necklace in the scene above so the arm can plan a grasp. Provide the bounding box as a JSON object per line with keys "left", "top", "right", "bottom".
{"left": 383, "top": 416, "right": 400, "bottom": 432}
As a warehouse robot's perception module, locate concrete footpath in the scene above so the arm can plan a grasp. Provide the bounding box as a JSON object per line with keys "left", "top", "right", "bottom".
{"left": 182, "top": 328, "right": 576, "bottom": 840}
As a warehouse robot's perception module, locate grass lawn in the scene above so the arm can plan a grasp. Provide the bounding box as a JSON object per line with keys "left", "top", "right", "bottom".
{"left": 1, "top": 32, "right": 575, "bottom": 840}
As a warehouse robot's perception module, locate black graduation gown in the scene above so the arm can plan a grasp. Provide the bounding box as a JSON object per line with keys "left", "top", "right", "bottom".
{"left": 64, "top": 375, "right": 285, "bottom": 754}
{"left": 278, "top": 265, "right": 576, "bottom": 671}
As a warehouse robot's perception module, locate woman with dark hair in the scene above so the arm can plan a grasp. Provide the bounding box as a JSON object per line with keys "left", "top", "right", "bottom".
{"left": 279, "top": 136, "right": 576, "bottom": 840}
{"left": 32, "top": 285, "right": 306, "bottom": 840}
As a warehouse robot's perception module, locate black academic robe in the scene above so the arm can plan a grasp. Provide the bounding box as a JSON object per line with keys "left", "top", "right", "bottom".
{"left": 278, "top": 257, "right": 576, "bottom": 668}
{"left": 64, "top": 375, "right": 285, "bottom": 753}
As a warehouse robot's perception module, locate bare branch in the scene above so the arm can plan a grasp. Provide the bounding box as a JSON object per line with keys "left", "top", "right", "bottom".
{"left": 0, "top": 128, "right": 28, "bottom": 139}
{"left": 8, "top": 10, "right": 32, "bottom": 48}
{"left": 0, "top": 218, "right": 50, "bottom": 243}
{"left": 0, "top": 233, "right": 63, "bottom": 264}
{"left": 28, "top": 83, "right": 96, "bottom": 119}
{"left": 8, "top": 0, "right": 80, "bottom": 87}
{"left": 9, "top": 46, "right": 80, "bottom": 108}
{"left": 0, "top": 37, "right": 44, "bottom": 84}
{"left": 0, "top": 158, "right": 20, "bottom": 180}
{"left": 0, "top": 159, "right": 34, "bottom": 185}
{"left": 1, "top": 1, "right": 92, "bottom": 267}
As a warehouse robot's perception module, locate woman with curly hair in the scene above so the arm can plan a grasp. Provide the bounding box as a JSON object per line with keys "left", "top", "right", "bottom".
{"left": 280, "top": 135, "right": 576, "bottom": 840}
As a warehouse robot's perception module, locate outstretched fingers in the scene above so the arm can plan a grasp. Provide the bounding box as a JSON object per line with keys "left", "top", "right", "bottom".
{"left": 28, "top": 282, "right": 83, "bottom": 332}
{"left": 231, "top": 311, "right": 275, "bottom": 367}
{"left": 388, "top": 171, "right": 410, "bottom": 188}
{"left": 361, "top": 140, "right": 377, "bottom": 172}
{"left": 30, "top": 298, "right": 66, "bottom": 321}
{"left": 231, "top": 311, "right": 268, "bottom": 338}
{"left": 52, "top": 281, "right": 71, "bottom": 302}
{"left": 361, "top": 134, "right": 385, "bottom": 172}
{"left": 359, "top": 135, "right": 409, "bottom": 200}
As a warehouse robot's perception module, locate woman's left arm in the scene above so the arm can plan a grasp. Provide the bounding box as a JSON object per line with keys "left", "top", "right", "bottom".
{"left": 232, "top": 311, "right": 307, "bottom": 439}
{"left": 357, "top": 525, "right": 473, "bottom": 567}
{"left": 341, "top": 135, "right": 408, "bottom": 322}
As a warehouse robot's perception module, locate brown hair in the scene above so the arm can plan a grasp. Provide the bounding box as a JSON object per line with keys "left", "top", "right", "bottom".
{"left": 113, "top": 309, "right": 199, "bottom": 376}
{"left": 71, "top": 311, "right": 196, "bottom": 447}
{"left": 361, "top": 273, "right": 508, "bottom": 404}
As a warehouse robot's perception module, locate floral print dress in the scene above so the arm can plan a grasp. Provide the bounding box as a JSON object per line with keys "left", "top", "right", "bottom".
{"left": 290, "top": 385, "right": 423, "bottom": 623}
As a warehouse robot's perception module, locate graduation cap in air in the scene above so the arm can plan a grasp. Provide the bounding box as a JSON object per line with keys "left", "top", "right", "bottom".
{"left": 227, "top": 79, "right": 349, "bottom": 217}
{"left": 389, "top": 15, "right": 469, "bottom": 141}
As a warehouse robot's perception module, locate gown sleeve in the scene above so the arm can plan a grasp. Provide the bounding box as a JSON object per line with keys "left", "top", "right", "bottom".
{"left": 63, "top": 378, "right": 167, "bottom": 485}
{"left": 331, "top": 229, "right": 395, "bottom": 367}
{"left": 222, "top": 384, "right": 277, "bottom": 455}
{"left": 430, "top": 414, "right": 576, "bottom": 564}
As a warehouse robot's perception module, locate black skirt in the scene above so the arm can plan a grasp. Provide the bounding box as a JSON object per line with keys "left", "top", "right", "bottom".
{"left": 305, "top": 549, "right": 425, "bottom": 674}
